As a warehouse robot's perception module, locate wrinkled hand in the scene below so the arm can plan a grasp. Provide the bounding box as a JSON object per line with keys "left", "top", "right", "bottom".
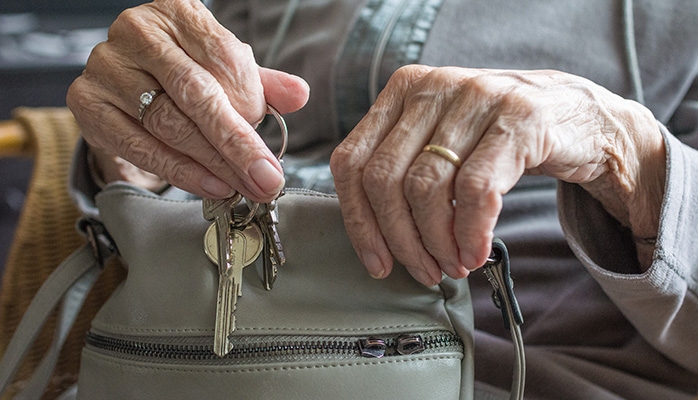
{"left": 331, "top": 65, "right": 665, "bottom": 286}
{"left": 67, "top": 0, "right": 309, "bottom": 202}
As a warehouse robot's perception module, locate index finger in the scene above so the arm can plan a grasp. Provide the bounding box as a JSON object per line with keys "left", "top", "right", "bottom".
{"left": 331, "top": 65, "right": 435, "bottom": 283}
{"left": 114, "top": 2, "right": 284, "bottom": 200}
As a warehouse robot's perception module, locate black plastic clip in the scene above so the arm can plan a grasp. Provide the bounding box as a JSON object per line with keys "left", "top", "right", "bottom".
{"left": 482, "top": 238, "right": 524, "bottom": 330}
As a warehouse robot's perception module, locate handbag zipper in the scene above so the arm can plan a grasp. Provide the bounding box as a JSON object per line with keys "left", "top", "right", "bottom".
{"left": 84, "top": 330, "right": 462, "bottom": 365}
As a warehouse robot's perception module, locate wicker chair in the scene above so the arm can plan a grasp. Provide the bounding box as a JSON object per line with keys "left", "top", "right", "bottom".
{"left": 0, "top": 108, "right": 125, "bottom": 399}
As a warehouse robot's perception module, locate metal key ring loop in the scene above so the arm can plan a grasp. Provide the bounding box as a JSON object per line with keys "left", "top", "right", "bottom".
{"left": 234, "top": 201, "right": 260, "bottom": 228}
{"left": 266, "top": 104, "right": 288, "bottom": 161}
{"left": 234, "top": 104, "right": 287, "bottom": 228}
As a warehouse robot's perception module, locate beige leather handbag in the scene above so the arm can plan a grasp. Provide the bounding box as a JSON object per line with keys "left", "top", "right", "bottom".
{"left": 0, "top": 183, "right": 524, "bottom": 400}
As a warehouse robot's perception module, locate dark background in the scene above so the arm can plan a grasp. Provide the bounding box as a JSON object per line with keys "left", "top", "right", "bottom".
{"left": 0, "top": 0, "right": 147, "bottom": 279}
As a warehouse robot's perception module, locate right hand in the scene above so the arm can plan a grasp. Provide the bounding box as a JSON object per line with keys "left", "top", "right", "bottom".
{"left": 67, "top": 0, "right": 310, "bottom": 202}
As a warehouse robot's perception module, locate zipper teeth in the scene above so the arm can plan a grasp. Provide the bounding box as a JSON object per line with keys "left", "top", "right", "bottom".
{"left": 85, "top": 331, "right": 462, "bottom": 363}
{"left": 284, "top": 187, "right": 335, "bottom": 196}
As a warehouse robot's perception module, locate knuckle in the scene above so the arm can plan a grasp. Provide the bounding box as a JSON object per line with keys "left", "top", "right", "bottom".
{"left": 458, "top": 73, "right": 494, "bottom": 97}
{"left": 454, "top": 167, "right": 498, "bottom": 204}
{"left": 66, "top": 83, "right": 110, "bottom": 128}
{"left": 330, "top": 140, "right": 367, "bottom": 189}
{"left": 329, "top": 143, "right": 354, "bottom": 177}
{"left": 147, "top": 102, "right": 198, "bottom": 148}
{"left": 211, "top": 124, "right": 259, "bottom": 166}
{"left": 489, "top": 91, "right": 545, "bottom": 148}
{"left": 384, "top": 64, "right": 433, "bottom": 95}
{"left": 498, "top": 89, "right": 536, "bottom": 117}
{"left": 391, "top": 65, "right": 416, "bottom": 83}
{"left": 392, "top": 64, "right": 431, "bottom": 83}
{"left": 172, "top": 70, "right": 225, "bottom": 119}
{"left": 362, "top": 156, "right": 401, "bottom": 193}
{"left": 83, "top": 42, "right": 110, "bottom": 72}
{"left": 122, "top": 140, "right": 187, "bottom": 189}
{"left": 231, "top": 41, "right": 255, "bottom": 61}
{"left": 109, "top": 7, "right": 148, "bottom": 41}
{"left": 162, "top": 160, "right": 192, "bottom": 189}
{"left": 117, "top": 138, "right": 151, "bottom": 171}
{"left": 202, "top": 152, "right": 229, "bottom": 174}
{"left": 404, "top": 162, "right": 444, "bottom": 204}
{"left": 66, "top": 77, "right": 89, "bottom": 113}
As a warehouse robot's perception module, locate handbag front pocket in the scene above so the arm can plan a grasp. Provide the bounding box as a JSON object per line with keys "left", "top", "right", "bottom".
{"left": 78, "top": 330, "right": 465, "bottom": 400}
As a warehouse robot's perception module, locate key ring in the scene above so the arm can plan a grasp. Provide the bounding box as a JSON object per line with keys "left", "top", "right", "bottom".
{"left": 234, "top": 104, "right": 288, "bottom": 228}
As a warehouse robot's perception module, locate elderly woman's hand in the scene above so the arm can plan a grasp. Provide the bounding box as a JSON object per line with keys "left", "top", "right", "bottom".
{"left": 67, "top": 0, "right": 309, "bottom": 202}
{"left": 331, "top": 65, "right": 666, "bottom": 286}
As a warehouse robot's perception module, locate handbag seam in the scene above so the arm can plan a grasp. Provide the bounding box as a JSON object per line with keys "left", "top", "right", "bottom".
{"left": 97, "top": 188, "right": 338, "bottom": 205}
{"left": 83, "top": 350, "right": 463, "bottom": 373}
{"left": 91, "top": 323, "right": 447, "bottom": 334}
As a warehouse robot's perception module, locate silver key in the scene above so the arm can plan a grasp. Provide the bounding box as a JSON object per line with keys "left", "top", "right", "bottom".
{"left": 257, "top": 201, "right": 285, "bottom": 290}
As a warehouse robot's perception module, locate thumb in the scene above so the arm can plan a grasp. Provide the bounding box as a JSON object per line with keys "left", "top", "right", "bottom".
{"left": 258, "top": 67, "right": 310, "bottom": 114}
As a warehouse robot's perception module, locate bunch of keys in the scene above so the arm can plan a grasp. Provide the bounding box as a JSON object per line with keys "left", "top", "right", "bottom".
{"left": 202, "top": 105, "right": 288, "bottom": 357}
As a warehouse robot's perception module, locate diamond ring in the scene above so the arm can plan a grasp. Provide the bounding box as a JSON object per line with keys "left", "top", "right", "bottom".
{"left": 137, "top": 89, "right": 165, "bottom": 125}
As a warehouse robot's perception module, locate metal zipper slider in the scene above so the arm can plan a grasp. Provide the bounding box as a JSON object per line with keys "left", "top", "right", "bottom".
{"left": 358, "top": 338, "right": 387, "bottom": 358}
{"left": 395, "top": 335, "right": 425, "bottom": 355}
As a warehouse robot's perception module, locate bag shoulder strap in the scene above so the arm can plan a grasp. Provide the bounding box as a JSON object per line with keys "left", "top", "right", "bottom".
{"left": 483, "top": 239, "right": 526, "bottom": 400}
{"left": 0, "top": 218, "right": 110, "bottom": 399}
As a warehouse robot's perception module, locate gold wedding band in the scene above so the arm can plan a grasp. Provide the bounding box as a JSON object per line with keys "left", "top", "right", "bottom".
{"left": 422, "top": 144, "right": 462, "bottom": 168}
{"left": 138, "top": 89, "right": 165, "bottom": 125}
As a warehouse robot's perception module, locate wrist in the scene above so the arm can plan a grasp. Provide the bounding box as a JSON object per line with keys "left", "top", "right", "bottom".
{"left": 581, "top": 102, "right": 666, "bottom": 271}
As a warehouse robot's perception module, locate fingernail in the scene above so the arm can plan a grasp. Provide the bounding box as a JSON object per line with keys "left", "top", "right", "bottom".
{"left": 444, "top": 262, "right": 469, "bottom": 279}
{"left": 460, "top": 249, "right": 479, "bottom": 271}
{"left": 413, "top": 268, "right": 437, "bottom": 287}
{"left": 248, "top": 158, "right": 285, "bottom": 195}
{"left": 201, "top": 175, "right": 235, "bottom": 198}
{"left": 361, "top": 250, "right": 385, "bottom": 279}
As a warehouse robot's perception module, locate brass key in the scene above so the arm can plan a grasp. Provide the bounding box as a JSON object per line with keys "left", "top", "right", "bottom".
{"left": 204, "top": 221, "right": 263, "bottom": 356}
{"left": 203, "top": 196, "right": 241, "bottom": 274}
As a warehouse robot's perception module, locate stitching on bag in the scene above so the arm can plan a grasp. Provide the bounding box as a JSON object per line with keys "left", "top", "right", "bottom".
{"left": 98, "top": 188, "right": 337, "bottom": 205}
{"left": 92, "top": 326, "right": 213, "bottom": 334}
{"left": 234, "top": 324, "right": 446, "bottom": 332}
{"left": 94, "top": 323, "right": 446, "bottom": 334}
{"left": 98, "top": 191, "right": 199, "bottom": 205}
{"left": 86, "top": 351, "right": 462, "bottom": 374}
{"left": 284, "top": 191, "right": 338, "bottom": 200}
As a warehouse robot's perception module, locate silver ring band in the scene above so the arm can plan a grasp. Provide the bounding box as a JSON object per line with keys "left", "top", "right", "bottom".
{"left": 138, "top": 89, "right": 164, "bottom": 125}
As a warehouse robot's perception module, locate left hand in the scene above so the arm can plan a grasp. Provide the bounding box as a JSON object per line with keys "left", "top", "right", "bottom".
{"left": 330, "top": 65, "right": 665, "bottom": 286}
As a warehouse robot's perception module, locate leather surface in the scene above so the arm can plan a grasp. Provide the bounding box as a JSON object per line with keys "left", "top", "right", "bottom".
{"left": 78, "top": 347, "right": 463, "bottom": 400}
{"left": 77, "top": 184, "right": 474, "bottom": 399}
